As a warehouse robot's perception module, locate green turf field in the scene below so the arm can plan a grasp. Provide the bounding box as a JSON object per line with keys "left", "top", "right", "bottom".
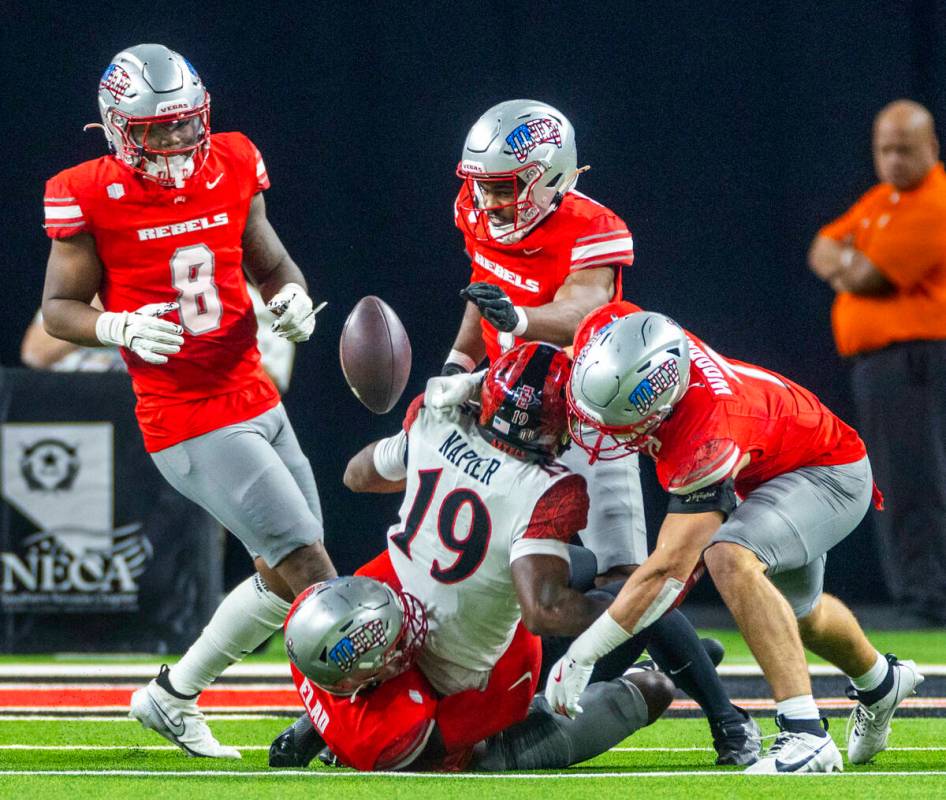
{"left": 1, "top": 716, "right": 943, "bottom": 799}
{"left": 1, "top": 628, "right": 943, "bottom": 666}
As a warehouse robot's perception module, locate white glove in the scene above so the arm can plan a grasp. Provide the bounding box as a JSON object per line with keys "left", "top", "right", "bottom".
{"left": 268, "top": 283, "right": 321, "bottom": 343}
{"left": 95, "top": 302, "right": 184, "bottom": 365}
{"left": 424, "top": 369, "right": 486, "bottom": 413}
{"left": 544, "top": 652, "right": 594, "bottom": 719}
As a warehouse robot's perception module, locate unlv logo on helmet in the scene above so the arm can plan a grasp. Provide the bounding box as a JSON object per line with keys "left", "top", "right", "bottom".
{"left": 505, "top": 118, "right": 563, "bottom": 163}
{"left": 100, "top": 64, "right": 132, "bottom": 103}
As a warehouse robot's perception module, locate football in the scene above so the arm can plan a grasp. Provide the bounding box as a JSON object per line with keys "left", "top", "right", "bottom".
{"left": 339, "top": 296, "right": 412, "bottom": 414}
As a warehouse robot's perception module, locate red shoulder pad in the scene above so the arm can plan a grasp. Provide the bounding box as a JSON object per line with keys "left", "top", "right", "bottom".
{"left": 667, "top": 438, "right": 741, "bottom": 495}
{"left": 523, "top": 473, "right": 589, "bottom": 542}
{"left": 402, "top": 393, "right": 426, "bottom": 433}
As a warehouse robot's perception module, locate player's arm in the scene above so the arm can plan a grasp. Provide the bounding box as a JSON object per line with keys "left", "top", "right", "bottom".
{"left": 242, "top": 193, "right": 308, "bottom": 302}
{"left": 41, "top": 234, "right": 107, "bottom": 346}
{"left": 512, "top": 554, "right": 610, "bottom": 637}
{"left": 445, "top": 299, "right": 487, "bottom": 374}
{"left": 808, "top": 235, "right": 893, "bottom": 295}
{"left": 343, "top": 433, "right": 407, "bottom": 494}
{"left": 461, "top": 267, "right": 614, "bottom": 347}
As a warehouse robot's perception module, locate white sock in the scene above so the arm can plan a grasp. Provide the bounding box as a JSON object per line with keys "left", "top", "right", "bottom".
{"left": 850, "top": 651, "right": 888, "bottom": 692}
{"left": 167, "top": 574, "right": 291, "bottom": 697}
{"left": 776, "top": 694, "right": 820, "bottom": 721}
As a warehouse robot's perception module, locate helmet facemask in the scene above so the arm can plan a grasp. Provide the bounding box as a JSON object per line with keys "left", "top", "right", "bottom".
{"left": 104, "top": 100, "right": 211, "bottom": 189}
{"left": 457, "top": 163, "right": 547, "bottom": 244}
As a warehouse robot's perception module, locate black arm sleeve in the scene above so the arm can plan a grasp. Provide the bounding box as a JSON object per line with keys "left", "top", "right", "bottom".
{"left": 666, "top": 478, "right": 737, "bottom": 518}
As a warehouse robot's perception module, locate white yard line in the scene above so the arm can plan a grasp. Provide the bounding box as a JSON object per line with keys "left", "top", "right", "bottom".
{"left": 1, "top": 769, "right": 945, "bottom": 778}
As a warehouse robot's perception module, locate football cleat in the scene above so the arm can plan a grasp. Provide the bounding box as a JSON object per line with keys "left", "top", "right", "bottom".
{"left": 846, "top": 654, "right": 924, "bottom": 764}
{"left": 745, "top": 716, "right": 842, "bottom": 774}
{"left": 711, "top": 706, "right": 762, "bottom": 766}
{"left": 269, "top": 712, "right": 324, "bottom": 768}
{"left": 129, "top": 665, "right": 241, "bottom": 759}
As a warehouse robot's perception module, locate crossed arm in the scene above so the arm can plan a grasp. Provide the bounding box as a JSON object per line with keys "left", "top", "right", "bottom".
{"left": 807, "top": 235, "right": 893, "bottom": 296}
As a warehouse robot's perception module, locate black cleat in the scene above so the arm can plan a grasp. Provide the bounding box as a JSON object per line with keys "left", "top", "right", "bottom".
{"left": 711, "top": 705, "right": 762, "bottom": 766}
{"left": 269, "top": 712, "right": 324, "bottom": 768}
{"left": 317, "top": 746, "right": 343, "bottom": 767}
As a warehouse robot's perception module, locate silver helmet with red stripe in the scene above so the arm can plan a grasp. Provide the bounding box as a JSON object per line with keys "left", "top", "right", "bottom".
{"left": 96, "top": 44, "right": 210, "bottom": 188}
{"left": 456, "top": 99, "right": 578, "bottom": 244}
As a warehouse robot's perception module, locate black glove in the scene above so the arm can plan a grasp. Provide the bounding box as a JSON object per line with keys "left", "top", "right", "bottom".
{"left": 460, "top": 282, "right": 520, "bottom": 333}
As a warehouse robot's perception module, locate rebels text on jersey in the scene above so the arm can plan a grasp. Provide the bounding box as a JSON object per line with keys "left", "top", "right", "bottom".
{"left": 455, "top": 187, "right": 632, "bottom": 361}
{"left": 648, "top": 329, "right": 867, "bottom": 499}
{"left": 43, "top": 132, "right": 278, "bottom": 452}
{"left": 386, "top": 397, "right": 589, "bottom": 695}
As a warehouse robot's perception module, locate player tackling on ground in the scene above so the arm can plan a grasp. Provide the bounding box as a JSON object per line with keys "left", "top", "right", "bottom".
{"left": 273, "top": 344, "right": 674, "bottom": 771}
{"left": 543, "top": 302, "right": 924, "bottom": 773}
{"left": 40, "top": 44, "right": 335, "bottom": 757}
{"left": 443, "top": 99, "right": 757, "bottom": 763}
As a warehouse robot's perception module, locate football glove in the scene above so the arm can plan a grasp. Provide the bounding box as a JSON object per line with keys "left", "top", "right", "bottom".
{"left": 544, "top": 652, "right": 594, "bottom": 719}
{"left": 95, "top": 302, "right": 184, "bottom": 365}
{"left": 269, "top": 283, "right": 322, "bottom": 343}
{"left": 424, "top": 370, "right": 486, "bottom": 414}
{"left": 460, "top": 283, "right": 526, "bottom": 334}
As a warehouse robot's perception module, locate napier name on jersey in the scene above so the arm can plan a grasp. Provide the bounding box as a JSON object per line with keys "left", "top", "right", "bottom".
{"left": 455, "top": 186, "right": 633, "bottom": 360}
{"left": 386, "top": 397, "right": 589, "bottom": 696}
{"left": 43, "top": 132, "right": 277, "bottom": 451}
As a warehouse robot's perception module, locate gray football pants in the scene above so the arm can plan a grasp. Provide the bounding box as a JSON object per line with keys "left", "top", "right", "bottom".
{"left": 559, "top": 446, "right": 648, "bottom": 571}
{"left": 150, "top": 403, "right": 323, "bottom": 567}
{"left": 710, "top": 457, "right": 873, "bottom": 618}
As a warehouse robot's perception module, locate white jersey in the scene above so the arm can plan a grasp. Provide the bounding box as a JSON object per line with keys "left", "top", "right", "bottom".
{"left": 377, "top": 399, "right": 589, "bottom": 695}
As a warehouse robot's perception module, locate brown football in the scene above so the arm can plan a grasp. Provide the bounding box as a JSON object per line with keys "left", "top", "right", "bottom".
{"left": 339, "top": 296, "right": 412, "bottom": 414}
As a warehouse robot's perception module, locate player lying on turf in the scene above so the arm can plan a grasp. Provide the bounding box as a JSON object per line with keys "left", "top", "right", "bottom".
{"left": 271, "top": 343, "right": 679, "bottom": 771}
{"left": 442, "top": 99, "right": 759, "bottom": 765}
{"left": 41, "top": 44, "right": 335, "bottom": 758}
{"left": 540, "top": 302, "right": 925, "bottom": 773}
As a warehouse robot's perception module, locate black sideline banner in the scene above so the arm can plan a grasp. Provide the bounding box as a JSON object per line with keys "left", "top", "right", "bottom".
{"left": 0, "top": 369, "right": 222, "bottom": 652}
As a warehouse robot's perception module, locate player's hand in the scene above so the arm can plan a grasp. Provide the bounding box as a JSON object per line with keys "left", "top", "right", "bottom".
{"left": 95, "top": 302, "right": 185, "bottom": 365}
{"left": 269, "top": 283, "right": 324, "bottom": 343}
{"left": 424, "top": 370, "right": 486, "bottom": 414}
{"left": 544, "top": 652, "right": 594, "bottom": 719}
{"left": 460, "top": 283, "right": 522, "bottom": 333}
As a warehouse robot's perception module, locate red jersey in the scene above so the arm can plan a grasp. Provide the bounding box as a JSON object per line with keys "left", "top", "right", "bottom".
{"left": 455, "top": 188, "right": 632, "bottom": 361}
{"left": 650, "top": 329, "right": 866, "bottom": 498}
{"left": 43, "top": 132, "right": 279, "bottom": 452}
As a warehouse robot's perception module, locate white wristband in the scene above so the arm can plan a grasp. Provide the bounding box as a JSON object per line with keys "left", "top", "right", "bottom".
{"left": 568, "top": 609, "right": 632, "bottom": 664}
{"left": 840, "top": 247, "right": 855, "bottom": 269}
{"left": 445, "top": 349, "right": 477, "bottom": 373}
{"left": 95, "top": 311, "right": 126, "bottom": 348}
{"left": 511, "top": 306, "right": 528, "bottom": 337}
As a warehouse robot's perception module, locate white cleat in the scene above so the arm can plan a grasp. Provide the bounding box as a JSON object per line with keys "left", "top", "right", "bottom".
{"left": 129, "top": 666, "right": 241, "bottom": 759}
{"left": 745, "top": 717, "right": 842, "bottom": 774}
{"left": 846, "top": 654, "right": 924, "bottom": 765}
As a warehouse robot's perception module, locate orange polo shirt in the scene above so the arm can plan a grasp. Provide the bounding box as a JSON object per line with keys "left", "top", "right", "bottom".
{"left": 820, "top": 162, "right": 946, "bottom": 356}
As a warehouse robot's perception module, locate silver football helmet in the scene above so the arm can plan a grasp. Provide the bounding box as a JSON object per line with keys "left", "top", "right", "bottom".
{"left": 95, "top": 44, "right": 210, "bottom": 188}
{"left": 568, "top": 311, "right": 691, "bottom": 461}
{"left": 284, "top": 576, "right": 427, "bottom": 696}
{"left": 457, "top": 99, "right": 579, "bottom": 243}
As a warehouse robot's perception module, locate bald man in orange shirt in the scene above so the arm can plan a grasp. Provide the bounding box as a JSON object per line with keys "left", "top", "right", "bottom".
{"left": 809, "top": 99, "right": 946, "bottom": 624}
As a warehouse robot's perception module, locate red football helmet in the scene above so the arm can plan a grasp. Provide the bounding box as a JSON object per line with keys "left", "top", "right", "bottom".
{"left": 478, "top": 342, "right": 571, "bottom": 460}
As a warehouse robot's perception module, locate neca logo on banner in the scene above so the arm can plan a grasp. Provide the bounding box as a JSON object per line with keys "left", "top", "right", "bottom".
{"left": 0, "top": 423, "right": 151, "bottom": 612}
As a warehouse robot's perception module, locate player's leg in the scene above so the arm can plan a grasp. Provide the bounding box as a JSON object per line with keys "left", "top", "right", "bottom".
{"left": 134, "top": 407, "right": 333, "bottom": 756}
{"left": 471, "top": 670, "right": 673, "bottom": 770}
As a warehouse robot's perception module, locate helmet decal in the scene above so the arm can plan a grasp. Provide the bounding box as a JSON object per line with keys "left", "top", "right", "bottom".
{"left": 628, "top": 358, "right": 681, "bottom": 415}
{"left": 505, "top": 118, "right": 563, "bottom": 163}
{"left": 100, "top": 64, "right": 132, "bottom": 103}
{"left": 328, "top": 618, "right": 388, "bottom": 672}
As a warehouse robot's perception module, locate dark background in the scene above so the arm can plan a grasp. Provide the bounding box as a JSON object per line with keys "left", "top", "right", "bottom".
{"left": 5, "top": 1, "right": 945, "bottom": 604}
